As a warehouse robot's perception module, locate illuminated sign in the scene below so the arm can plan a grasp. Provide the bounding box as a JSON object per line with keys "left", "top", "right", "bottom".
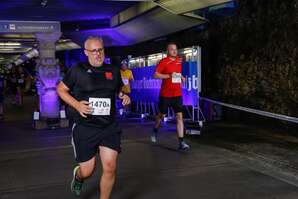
{"left": 130, "top": 61, "right": 199, "bottom": 106}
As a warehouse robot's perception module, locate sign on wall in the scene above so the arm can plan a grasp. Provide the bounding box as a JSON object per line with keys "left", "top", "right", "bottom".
{"left": 0, "top": 20, "right": 60, "bottom": 33}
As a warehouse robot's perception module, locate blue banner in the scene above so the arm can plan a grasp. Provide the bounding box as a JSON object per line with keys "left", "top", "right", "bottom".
{"left": 130, "top": 61, "right": 199, "bottom": 106}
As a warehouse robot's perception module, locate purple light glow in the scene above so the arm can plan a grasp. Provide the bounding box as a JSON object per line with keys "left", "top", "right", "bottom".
{"left": 69, "top": 28, "right": 136, "bottom": 47}
{"left": 59, "top": 1, "right": 136, "bottom": 21}
{"left": 40, "top": 89, "right": 60, "bottom": 118}
{"left": 0, "top": 1, "right": 136, "bottom": 22}
{"left": 37, "top": 64, "right": 61, "bottom": 118}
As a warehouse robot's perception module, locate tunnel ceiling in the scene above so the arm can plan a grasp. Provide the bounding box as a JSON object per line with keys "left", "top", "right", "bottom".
{"left": 0, "top": 0, "right": 137, "bottom": 22}
{"left": 0, "top": 0, "right": 235, "bottom": 65}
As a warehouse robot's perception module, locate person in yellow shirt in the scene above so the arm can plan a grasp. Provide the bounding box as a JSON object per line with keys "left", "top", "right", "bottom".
{"left": 120, "top": 60, "right": 134, "bottom": 114}
{"left": 120, "top": 60, "right": 134, "bottom": 95}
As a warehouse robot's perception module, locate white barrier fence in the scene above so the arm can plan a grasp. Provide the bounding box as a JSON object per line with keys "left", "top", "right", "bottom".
{"left": 200, "top": 97, "right": 298, "bottom": 124}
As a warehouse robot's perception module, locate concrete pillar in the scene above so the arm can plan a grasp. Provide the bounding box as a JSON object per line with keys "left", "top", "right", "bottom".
{"left": 35, "top": 32, "right": 61, "bottom": 118}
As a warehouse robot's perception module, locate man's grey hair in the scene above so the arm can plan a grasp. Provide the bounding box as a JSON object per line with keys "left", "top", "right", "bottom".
{"left": 84, "top": 36, "right": 104, "bottom": 49}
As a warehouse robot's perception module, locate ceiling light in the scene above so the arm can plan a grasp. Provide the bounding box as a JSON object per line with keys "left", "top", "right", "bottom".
{"left": 0, "top": 48, "right": 14, "bottom": 51}
{"left": 41, "top": 0, "right": 48, "bottom": 7}
{"left": 0, "top": 42, "right": 21, "bottom": 46}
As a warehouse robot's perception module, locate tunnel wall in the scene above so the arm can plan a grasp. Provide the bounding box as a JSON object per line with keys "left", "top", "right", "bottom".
{"left": 206, "top": 0, "right": 298, "bottom": 117}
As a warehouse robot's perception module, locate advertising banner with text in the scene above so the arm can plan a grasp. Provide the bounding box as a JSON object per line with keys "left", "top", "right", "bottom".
{"left": 130, "top": 61, "right": 199, "bottom": 106}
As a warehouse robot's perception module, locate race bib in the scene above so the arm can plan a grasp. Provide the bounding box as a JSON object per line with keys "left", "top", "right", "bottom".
{"left": 89, "top": 98, "right": 111, "bottom": 116}
{"left": 18, "top": 79, "right": 24, "bottom": 84}
{"left": 122, "top": 78, "right": 129, "bottom": 85}
{"left": 172, "top": 72, "right": 182, "bottom": 83}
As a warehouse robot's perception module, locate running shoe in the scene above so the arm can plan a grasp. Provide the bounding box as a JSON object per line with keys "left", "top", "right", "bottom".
{"left": 71, "top": 166, "right": 83, "bottom": 197}
{"left": 178, "top": 141, "right": 190, "bottom": 151}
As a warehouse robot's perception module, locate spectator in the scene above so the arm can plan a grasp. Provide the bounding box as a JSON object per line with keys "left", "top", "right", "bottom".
{"left": 0, "top": 71, "right": 5, "bottom": 120}
{"left": 16, "top": 66, "right": 26, "bottom": 106}
{"left": 120, "top": 59, "right": 134, "bottom": 114}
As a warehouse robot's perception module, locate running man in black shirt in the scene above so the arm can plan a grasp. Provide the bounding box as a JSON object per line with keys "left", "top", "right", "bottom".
{"left": 57, "top": 36, "right": 130, "bottom": 199}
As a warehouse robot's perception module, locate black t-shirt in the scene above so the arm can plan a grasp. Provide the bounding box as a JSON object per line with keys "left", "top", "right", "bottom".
{"left": 62, "top": 62, "right": 123, "bottom": 128}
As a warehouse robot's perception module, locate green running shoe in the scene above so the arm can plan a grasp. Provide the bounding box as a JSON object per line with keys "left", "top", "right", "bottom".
{"left": 71, "top": 166, "right": 83, "bottom": 197}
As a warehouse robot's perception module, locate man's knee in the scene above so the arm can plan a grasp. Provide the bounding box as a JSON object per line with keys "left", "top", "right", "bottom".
{"left": 103, "top": 160, "right": 117, "bottom": 175}
{"left": 176, "top": 113, "right": 183, "bottom": 121}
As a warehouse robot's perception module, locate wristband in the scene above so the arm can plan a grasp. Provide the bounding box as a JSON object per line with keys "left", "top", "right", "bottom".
{"left": 119, "top": 92, "right": 124, "bottom": 98}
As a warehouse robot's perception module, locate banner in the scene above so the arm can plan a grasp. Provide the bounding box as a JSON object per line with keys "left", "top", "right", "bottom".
{"left": 130, "top": 61, "right": 199, "bottom": 106}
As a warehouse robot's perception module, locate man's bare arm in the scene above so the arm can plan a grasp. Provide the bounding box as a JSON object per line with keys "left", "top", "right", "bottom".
{"left": 57, "top": 82, "right": 92, "bottom": 118}
{"left": 154, "top": 72, "right": 170, "bottom": 79}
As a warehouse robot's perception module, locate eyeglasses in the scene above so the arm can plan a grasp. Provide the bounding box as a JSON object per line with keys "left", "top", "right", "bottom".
{"left": 85, "top": 48, "right": 104, "bottom": 55}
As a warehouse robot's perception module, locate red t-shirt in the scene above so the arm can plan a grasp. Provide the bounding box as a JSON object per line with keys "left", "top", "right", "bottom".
{"left": 155, "top": 56, "right": 182, "bottom": 97}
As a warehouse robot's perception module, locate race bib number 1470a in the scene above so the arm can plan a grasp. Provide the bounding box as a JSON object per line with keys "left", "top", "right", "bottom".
{"left": 89, "top": 98, "right": 111, "bottom": 116}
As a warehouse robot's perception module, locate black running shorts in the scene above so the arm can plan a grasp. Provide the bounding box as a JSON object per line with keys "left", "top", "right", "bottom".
{"left": 71, "top": 123, "right": 122, "bottom": 163}
{"left": 158, "top": 96, "right": 183, "bottom": 114}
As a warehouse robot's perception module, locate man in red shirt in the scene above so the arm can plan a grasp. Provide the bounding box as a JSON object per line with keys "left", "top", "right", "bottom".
{"left": 151, "top": 42, "right": 190, "bottom": 150}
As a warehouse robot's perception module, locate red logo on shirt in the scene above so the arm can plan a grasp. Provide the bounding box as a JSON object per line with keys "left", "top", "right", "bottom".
{"left": 105, "top": 72, "right": 113, "bottom": 80}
